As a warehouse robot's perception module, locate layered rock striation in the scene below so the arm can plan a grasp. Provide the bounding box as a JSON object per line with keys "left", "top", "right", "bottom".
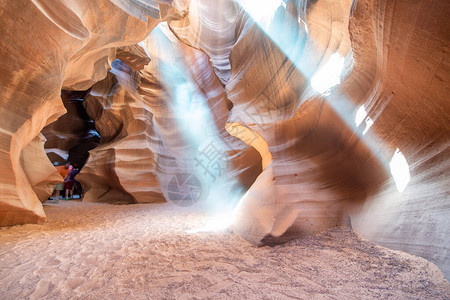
{"left": 166, "top": 0, "right": 450, "bottom": 277}
{"left": 0, "top": 0, "right": 448, "bottom": 279}
{"left": 0, "top": 0, "right": 161, "bottom": 225}
{"left": 78, "top": 25, "right": 261, "bottom": 205}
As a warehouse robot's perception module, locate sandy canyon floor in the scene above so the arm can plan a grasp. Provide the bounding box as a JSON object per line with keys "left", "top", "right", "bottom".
{"left": 0, "top": 201, "right": 448, "bottom": 299}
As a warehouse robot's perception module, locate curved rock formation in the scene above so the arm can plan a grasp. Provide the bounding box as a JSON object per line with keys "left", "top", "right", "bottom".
{"left": 139, "top": 24, "right": 262, "bottom": 205}
{"left": 78, "top": 25, "right": 261, "bottom": 205}
{"left": 166, "top": 0, "right": 359, "bottom": 242}
{"left": 0, "top": 0, "right": 448, "bottom": 279}
{"left": 166, "top": 0, "right": 449, "bottom": 277}
{"left": 0, "top": 0, "right": 160, "bottom": 225}
{"left": 79, "top": 60, "right": 165, "bottom": 204}
{"left": 343, "top": 0, "right": 450, "bottom": 278}
{"left": 21, "top": 134, "right": 63, "bottom": 203}
{"left": 42, "top": 90, "right": 99, "bottom": 168}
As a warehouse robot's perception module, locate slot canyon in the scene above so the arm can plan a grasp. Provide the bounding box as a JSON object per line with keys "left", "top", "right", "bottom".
{"left": 0, "top": 0, "right": 449, "bottom": 298}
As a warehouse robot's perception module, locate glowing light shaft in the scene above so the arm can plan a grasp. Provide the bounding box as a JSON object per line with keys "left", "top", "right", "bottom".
{"left": 149, "top": 24, "right": 248, "bottom": 232}
{"left": 236, "top": 0, "right": 409, "bottom": 196}
{"left": 186, "top": 213, "right": 235, "bottom": 233}
{"left": 235, "top": 0, "right": 308, "bottom": 75}
{"left": 355, "top": 105, "right": 374, "bottom": 135}
{"left": 311, "top": 53, "right": 345, "bottom": 94}
{"left": 362, "top": 118, "right": 373, "bottom": 135}
{"left": 239, "top": 0, "right": 285, "bottom": 29}
{"left": 389, "top": 148, "right": 411, "bottom": 193}
{"left": 236, "top": 0, "right": 345, "bottom": 94}
{"left": 355, "top": 105, "right": 367, "bottom": 126}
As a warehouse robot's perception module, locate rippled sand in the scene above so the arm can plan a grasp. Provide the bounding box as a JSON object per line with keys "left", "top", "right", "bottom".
{"left": 0, "top": 201, "right": 448, "bottom": 299}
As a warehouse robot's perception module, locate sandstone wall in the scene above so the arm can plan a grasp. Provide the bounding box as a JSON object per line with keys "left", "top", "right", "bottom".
{"left": 167, "top": 0, "right": 449, "bottom": 277}
{"left": 0, "top": 0, "right": 448, "bottom": 279}
{"left": 166, "top": 0, "right": 360, "bottom": 243}
{"left": 345, "top": 0, "right": 450, "bottom": 278}
{"left": 78, "top": 25, "right": 261, "bottom": 206}
{"left": 0, "top": 0, "right": 160, "bottom": 225}
{"left": 79, "top": 60, "right": 165, "bottom": 204}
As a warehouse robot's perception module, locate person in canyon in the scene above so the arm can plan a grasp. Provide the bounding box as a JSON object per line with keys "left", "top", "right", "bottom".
{"left": 52, "top": 161, "right": 72, "bottom": 203}
{"left": 64, "top": 164, "right": 80, "bottom": 200}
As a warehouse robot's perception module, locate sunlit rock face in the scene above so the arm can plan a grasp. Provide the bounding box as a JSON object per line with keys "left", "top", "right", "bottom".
{"left": 0, "top": 0, "right": 448, "bottom": 279}
{"left": 166, "top": 0, "right": 449, "bottom": 277}
{"left": 0, "top": 0, "right": 160, "bottom": 225}
{"left": 342, "top": 0, "right": 450, "bottom": 278}
{"left": 61, "top": 2, "right": 161, "bottom": 90}
{"left": 139, "top": 25, "right": 261, "bottom": 207}
{"left": 21, "top": 134, "right": 63, "bottom": 203}
{"left": 77, "top": 25, "right": 261, "bottom": 205}
{"left": 79, "top": 60, "right": 165, "bottom": 204}
{"left": 167, "top": 0, "right": 359, "bottom": 241}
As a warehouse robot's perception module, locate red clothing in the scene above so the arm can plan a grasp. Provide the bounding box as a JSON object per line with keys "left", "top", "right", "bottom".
{"left": 56, "top": 166, "right": 70, "bottom": 180}
{"left": 64, "top": 181, "right": 75, "bottom": 190}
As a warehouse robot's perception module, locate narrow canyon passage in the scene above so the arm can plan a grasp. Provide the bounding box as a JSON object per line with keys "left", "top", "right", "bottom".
{"left": 0, "top": 201, "right": 448, "bottom": 299}
{"left": 0, "top": 0, "right": 449, "bottom": 297}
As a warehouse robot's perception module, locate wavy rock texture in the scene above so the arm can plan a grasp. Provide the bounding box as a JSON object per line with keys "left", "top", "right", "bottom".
{"left": 42, "top": 90, "right": 99, "bottom": 167}
{"left": 61, "top": 1, "right": 161, "bottom": 90}
{"left": 0, "top": 0, "right": 160, "bottom": 225}
{"left": 167, "top": 0, "right": 359, "bottom": 242}
{"left": 78, "top": 26, "right": 261, "bottom": 205}
{"left": 343, "top": 0, "right": 450, "bottom": 279}
{"left": 0, "top": 0, "right": 448, "bottom": 279}
{"left": 162, "top": 0, "right": 246, "bottom": 84}
{"left": 139, "top": 25, "right": 262, "bottom": 205}
{"left": 79, "top": 60, "right": 165, "bottom": 204}
{"left": 167, "top": 0, "right": 449, "bottom": 277}
{"left": 21, "top": 134, "right": 63, "bottom": 203}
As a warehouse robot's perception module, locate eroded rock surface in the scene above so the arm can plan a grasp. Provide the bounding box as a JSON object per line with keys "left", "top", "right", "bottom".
{"left": 166, "top": 0, "right": 450, "bottom": 277}
{"left": 0, "top": 0, "right": 161, "bottom": 225}
{"left": 79, "top": 60, "right": 165, "bottom": 204}
{"left": 167, "top": 0, "right": 361, "bottom": 243}
{"left": 42, "top": 90, "right": 99, "bottom": 167}
{"left": 0, "top": 0, "right": 448, "bottom": 279}
{"left": 78, "top": 26, "right": 261, "bottom": 205}
{"left": 21, "top": 134, "right": 63, "bottom": 203}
